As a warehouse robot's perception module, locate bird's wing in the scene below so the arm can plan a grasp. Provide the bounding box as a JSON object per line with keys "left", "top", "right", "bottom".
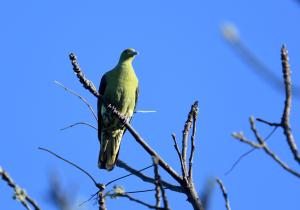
{"left": 134, "top": 85, "right": 139, "bottom": 113}
{"left": 97, "top": 74, "right": 107, "bottom": 142}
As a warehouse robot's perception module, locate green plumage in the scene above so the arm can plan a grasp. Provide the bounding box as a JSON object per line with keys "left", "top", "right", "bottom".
{"left": 98, "top": 48, "right": 139, "bottom": 170}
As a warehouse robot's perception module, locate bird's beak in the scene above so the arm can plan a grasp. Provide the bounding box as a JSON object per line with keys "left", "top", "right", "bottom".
{"left": 132, "top": 51, "right": 138, "bottom": 56}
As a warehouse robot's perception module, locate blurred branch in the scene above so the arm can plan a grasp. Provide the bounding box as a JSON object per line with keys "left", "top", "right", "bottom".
{"left": 216, "top": 178, "right": 231, "bottom": 210}
{"left": 54, "top": 80, "right": 97, "bottom": 121}
{"left": 47, "top": 173, "right": 73, "bottom": 210}
{"left": 221, "top": 23, "right": 300, "bottom": 98}
{"left": 0, "top": 166, "right": 41, "bottom": 210}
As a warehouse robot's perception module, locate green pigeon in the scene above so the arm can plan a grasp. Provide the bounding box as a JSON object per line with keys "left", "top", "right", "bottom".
{"left": 98, "top": 48, "right": 139, "bottom": 170}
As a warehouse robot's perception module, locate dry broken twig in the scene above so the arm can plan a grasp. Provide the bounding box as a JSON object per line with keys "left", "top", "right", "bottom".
{"left": 0, "top": 166, "right": 41, "bottom": 210}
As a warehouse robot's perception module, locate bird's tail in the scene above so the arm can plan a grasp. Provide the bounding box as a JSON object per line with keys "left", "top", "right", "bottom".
{"left": 98, "top": 129, "right": 124, "bottom": 171}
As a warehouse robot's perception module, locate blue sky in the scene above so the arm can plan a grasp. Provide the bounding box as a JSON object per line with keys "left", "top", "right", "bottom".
{"left": 0, "top": 1, "right": 300, "bottom": 210}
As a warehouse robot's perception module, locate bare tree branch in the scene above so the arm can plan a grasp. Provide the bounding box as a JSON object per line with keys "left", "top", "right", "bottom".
{"left": 216, "top": 178, "right": 231, "bottom": 210}
{"left": 188, "top": 103, "right": 198, "bottom": 180}
{"left": 153, "top": 157, "right": 170, "bottom": 210}
{"left": 54, "top": 80, "right": 97, "bottom": 121}
{"left": 181, "top": 103, "right": 197, "bottom": 179}
{"left": 153, "top": 157, "right": 161, "bottom": 209}
{"left": 105, "top": 164, "right": 154, "bottom": 187}
{"left": 0, "top": 166, "right": 41, "bottom": 210}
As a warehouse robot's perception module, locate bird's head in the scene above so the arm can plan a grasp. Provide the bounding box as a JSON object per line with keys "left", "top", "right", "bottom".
{"left": 119, "top": 48, "right": 138, "bottom": 63}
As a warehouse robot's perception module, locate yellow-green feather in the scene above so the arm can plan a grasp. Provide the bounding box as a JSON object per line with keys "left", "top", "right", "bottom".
{"left": 98, "top": 51, "right": 138, "bottom": 171}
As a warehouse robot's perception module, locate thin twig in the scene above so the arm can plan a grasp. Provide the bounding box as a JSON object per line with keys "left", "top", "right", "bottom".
{"left": 256, "top": 118, "right": 281, "bottom": 127}
{"left": 116, "top": 160, "right": 184, "bottom": 193}
{"left": 60, "top": 122, "right": 97, "bottom": 131}
{"left": 38, "top": 147, "right": 98, "bottom": 186}
{"left": 54, "top": 81, "right": 97, "bottom": 121}
{"left": 105, "top": 164, "right": 154, "bottom": 187}
{"left": 216, "top": 178, "right": 231, "bottom": 210}
{"left": 280, "top": 46, "right": 300, "bottom": 164}
{"left": 225, "top": 126, "right": 278, "bottom": 175}
{"left": 171, "top": 134, "right": 185, "bottom": 179}
{"left": 0, "top": 166, "right": 41, "bottom": 210}
{"left": 188, "top": 104, "right": 198, "bottom": 180}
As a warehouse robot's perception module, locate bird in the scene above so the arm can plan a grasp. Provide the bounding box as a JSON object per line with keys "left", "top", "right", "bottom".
{"left": 97, "top": 48, "right": 139, "bottom": 171}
